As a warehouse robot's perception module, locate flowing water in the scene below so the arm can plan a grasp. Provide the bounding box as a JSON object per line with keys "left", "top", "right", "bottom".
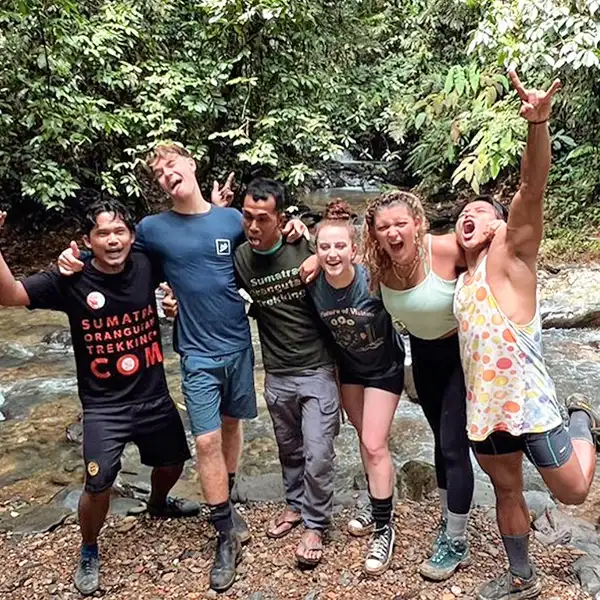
{"left": 2, "top": 189, "right": 600, "bottom": 514}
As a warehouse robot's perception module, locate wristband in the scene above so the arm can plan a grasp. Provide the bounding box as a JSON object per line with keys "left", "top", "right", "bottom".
{"left": 530, "top": 118, "right": 549, "bottom": 125}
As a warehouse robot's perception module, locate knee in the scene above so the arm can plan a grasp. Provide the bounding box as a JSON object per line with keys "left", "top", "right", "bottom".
{"left": 554, "top": 482, "right": 589, "bottom": 506}
{"left": 195, "top": 432, "right": 222, "bottom": 457}
{"left": 493, "top": 482, "right": 524, "bottom": 506}
{"left": 81, "top": 487, "right": 111, "bottom": 504}
{"left": 221, "top": 415, "right": 240, "bottom": 432}
{"left": 361, "top": 436, "right": 389, "bottom": 465}
{"left": 306, "top": 441, "right": 334, "bottom": 473}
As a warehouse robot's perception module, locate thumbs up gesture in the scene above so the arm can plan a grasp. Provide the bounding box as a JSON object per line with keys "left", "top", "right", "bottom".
{"left": 160, "top": 282, "right": 178, "bottom": 318}
{"left": 58, "top": 241, "right": 84, "bottom": 276}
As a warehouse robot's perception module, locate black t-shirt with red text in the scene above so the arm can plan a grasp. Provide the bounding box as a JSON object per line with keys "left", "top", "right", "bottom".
{"left": 21, "top": 252, "right": 168, "bottom": 408}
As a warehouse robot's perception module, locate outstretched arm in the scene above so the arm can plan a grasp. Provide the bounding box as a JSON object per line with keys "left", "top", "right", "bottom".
{"left": 505, "top": 69, "right": 561, "bottom": 263}
{"left": 0, "top": 212, "right": 31, "bottom": 306}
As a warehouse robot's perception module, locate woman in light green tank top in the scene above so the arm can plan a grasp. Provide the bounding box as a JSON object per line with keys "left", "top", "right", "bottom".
{"left": 362, "top": 190, "right": 473, "bottom": 582}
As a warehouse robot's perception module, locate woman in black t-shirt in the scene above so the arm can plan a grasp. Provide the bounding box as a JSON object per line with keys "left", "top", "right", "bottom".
{"left": 308, "top": 200, "right": 404, "bottom": 576}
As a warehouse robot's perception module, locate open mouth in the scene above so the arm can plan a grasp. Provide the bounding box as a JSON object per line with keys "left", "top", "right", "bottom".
{"left": 105, "top": 249, "right": 123, "bottom": 259}
{"left": 169, "top": 177, "right": 182, "bottom": 194}
{"left": 462, "top": 220, "right": 475, "bottom": 237}
{"left": 388, "top": 240, "right": 404, "bottom": 252}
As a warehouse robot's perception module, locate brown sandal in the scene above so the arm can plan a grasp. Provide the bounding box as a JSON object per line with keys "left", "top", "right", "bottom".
{"left": 295, "top": 530, "right": 323, "bottom": 567}
{"left": 267, "top": 511, "right": 302, "bottom": 539}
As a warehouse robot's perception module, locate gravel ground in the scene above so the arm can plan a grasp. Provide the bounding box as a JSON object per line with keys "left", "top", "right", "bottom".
{"left": 0, "top": 500, "right": 591, "bottom": 600}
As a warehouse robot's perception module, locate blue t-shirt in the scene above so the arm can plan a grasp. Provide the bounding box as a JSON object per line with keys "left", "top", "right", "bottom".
{"left": 136, "top": 206, "right": 251, "bottom": 357}
{"left": 308, "top": 265, "right": 404, "bottom": 378}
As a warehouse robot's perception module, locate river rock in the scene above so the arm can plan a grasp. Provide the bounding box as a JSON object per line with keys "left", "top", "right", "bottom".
{"left": 0, "top": 504, "right": 71, "bottom": 534}
{"left": 0, "top": 341, "right": 34, "bottom": 368}
{"left": 66, "top": 415, "right": 83, "bottom": 444}
{"left": 397, "top": 460, "right": 437, "bottom": 501}
{"left": 41, "top": 328, "right": 72, "bottom": 348}
{"left": 539, "top": 266, "right": 600, "bottom": 328}
{"left": 232, "top": 473, "right": 285, "bottom": 503}
{"left": 533, "top": 507, "right": 599, "bottom": 548}
{"left": 573, "top": 554, "right": 600, "bottom": 595}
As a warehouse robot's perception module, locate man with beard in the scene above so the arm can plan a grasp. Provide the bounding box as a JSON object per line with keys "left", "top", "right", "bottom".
{"left": 454, "top": 70, "right": 599, "bottom": 600}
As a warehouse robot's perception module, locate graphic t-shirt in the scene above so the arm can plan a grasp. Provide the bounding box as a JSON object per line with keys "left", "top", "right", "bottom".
{"left": 308, "top": 265, "right": 404, "bottom": 378}
{"left": 234, "top": 238, "right": 332, "bottom": 374}
{"left": 22, "top": 252, "right": 169, "bottom": 408}
{"left": 135, "top": 206, "right": 251, "bottom": 357}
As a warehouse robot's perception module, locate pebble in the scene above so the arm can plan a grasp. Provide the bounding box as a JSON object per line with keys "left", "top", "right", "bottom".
{"left": 162, "top": 571, "right": 176, "bottom": 582}
{"left": 451, "top": 586, "right": 463, "bottom": 596}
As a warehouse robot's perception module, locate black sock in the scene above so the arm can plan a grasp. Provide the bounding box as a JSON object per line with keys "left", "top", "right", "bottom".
{"left": 81, "top": 543, "right": 98, "bottom": 558}
{"left": 371, "top": 495, "right": 393, "bottom": 530}
{"left": 365, "top": 473, "right": 370, "bottom": 493}
{"left": 209, "top": 500, "right": 233, "bottom": 534}
{"left": 569, "top": 410, "right": 593, "bottom": 445}
{"left": 228, "top": 472, "right": 236, "bottom": 495}
{"left": 502, "top": 533, "right": 533, "bottom": 579}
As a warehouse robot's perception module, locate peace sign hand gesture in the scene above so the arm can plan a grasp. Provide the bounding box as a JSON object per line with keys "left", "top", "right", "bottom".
{"left": 508, "top": 69, "right": 561, "bottom": 124}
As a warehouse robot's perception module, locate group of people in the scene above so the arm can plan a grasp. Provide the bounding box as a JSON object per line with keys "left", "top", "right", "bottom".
{"left": 0, "top": 70, "right": 598, "bottom": 600}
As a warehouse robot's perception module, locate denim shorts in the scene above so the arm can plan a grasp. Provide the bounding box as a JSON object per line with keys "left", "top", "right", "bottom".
{"left": 180, "top": 346, "right": 257, "bottom": 436}
{"left": 472, "top": 423, "right": 573, "bottom": 469}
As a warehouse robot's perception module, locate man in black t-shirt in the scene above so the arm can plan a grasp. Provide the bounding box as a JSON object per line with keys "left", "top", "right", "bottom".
{"left": 0, "top": 200, "right": 195, "bottom": 597}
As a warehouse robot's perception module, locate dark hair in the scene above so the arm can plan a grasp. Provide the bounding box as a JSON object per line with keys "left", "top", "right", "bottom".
{"left": 83, "top": 199, "right": 136, "bottom": 236}
{"left": 245, "top": 178, "right": 286, "bottom": 212}
{"left": 457, "top": 195, "right": 509, "bottom": 222}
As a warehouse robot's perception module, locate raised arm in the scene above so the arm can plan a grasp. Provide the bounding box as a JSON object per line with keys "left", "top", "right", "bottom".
{"left": 0, "top": 212, "right": 31, "bottom": 306}
{"left": 505, "top": 70, "right": 561, "bottom": 263}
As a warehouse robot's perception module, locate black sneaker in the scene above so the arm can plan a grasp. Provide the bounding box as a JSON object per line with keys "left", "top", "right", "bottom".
{"left": 347, "top": 503, "right": 375, "bottom": 537}
{"left": 147, "top": 496, "right": 200, "bottom": 519}
{"left": 231, "top": 503, "right": 251, "bottom": 544}
{"left": 364, "top": 524, "right": 395, "bottom": 576}
{"left": 210, "top": 531, "right": 242, "bottom": 592}
{"left": 74, "top": 549, "right": 100, "bottom": 596}
{"left": 477, "top": 567, "right": 542, "bottom": 600}
{"left": 566, "top": 393, "right": 600, "bottom": 450}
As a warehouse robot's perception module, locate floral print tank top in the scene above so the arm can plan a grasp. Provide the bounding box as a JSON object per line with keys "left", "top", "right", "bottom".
{"left": 453, "top": 257, "right": 562, "bottom": 442}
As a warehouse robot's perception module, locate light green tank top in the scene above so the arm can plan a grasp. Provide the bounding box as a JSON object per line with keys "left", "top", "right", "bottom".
{"left": 380, "top": 235, "right": 458, "bottom": 340}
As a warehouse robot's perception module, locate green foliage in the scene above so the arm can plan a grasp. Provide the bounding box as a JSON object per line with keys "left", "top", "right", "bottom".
{"left": 1, "top": 0, "right": 600, "bottom": 238}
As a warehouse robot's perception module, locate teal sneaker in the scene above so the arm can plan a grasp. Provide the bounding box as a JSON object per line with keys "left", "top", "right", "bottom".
{"left": 419, "top": 535, "right": 470, "bottom": 581}
{"left": 431, "top": 517, "right": 447, "bottom": 553}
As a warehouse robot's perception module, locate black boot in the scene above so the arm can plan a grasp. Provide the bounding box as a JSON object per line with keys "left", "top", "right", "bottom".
{"left": 209, "top": 531, "right": 242, "bottom": 592}
{"left": 231, "top": 503, "right": 250, "bottom": 544}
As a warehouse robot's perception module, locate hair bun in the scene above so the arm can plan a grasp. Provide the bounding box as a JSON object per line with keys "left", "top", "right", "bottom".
{"left": 324, "top": 199, "right": 356, "bottom": 221}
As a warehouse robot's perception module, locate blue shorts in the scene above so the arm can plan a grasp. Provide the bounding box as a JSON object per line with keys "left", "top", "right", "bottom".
{"left": 180, "top": 346, "right": 257, "bottom": 436}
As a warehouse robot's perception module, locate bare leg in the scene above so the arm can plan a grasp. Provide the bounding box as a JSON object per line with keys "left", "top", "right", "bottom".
{"left": 476, "top": 452, "right": 528, "bottom": 535}
{"left": 360, "top": 387, "right": 399, "bottom": 498}
{"left": 341, "top": 384, "right": 368, "bottom": 477}
{"left": 195, "top": 430, "right": 228, "bottom": 505}
{"left": 79, "top": 488, "right": 111, "bottom": 545}
{"left": 148, "top": 463, "right": 184, "bottom": 507}
{"left": 538, "top": 440, "right": 596, "bottom": 505}
{"left": 221, "top": 416, "right": 243, "bottom": 476}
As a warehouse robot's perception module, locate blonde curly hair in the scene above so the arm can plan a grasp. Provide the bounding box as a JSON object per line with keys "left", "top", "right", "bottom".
{"left": 363, "top": 190, "right": 429, "bottom": 293}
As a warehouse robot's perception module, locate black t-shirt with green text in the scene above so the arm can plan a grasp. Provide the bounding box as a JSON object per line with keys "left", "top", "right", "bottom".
{"left": 234, "top": 238, "right": 332, "bottom": 374}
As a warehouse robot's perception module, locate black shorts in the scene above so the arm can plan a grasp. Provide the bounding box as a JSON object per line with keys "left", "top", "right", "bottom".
{"left": 82, "top": 396, "right": 192, "bottom": 493}
{"left": 472, "top": 423, "right": 573, "bottom": 469}
{"left": 339, "top": 364, "right": 404, "bottom": 396}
